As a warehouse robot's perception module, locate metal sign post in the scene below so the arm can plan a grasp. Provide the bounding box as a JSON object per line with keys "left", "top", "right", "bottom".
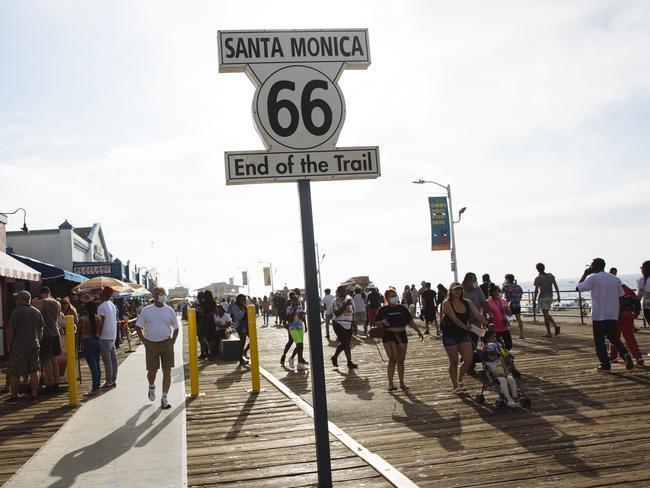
{"left": 218, "top": 29, "right": 379, "bottom": 487}
{"left": 297, "top": 180, "right": 331, "bottom": 482}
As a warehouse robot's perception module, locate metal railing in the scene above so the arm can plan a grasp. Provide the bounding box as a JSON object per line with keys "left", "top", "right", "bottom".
{"left": 519, "top": 289, "right": 647, "bottom": 326}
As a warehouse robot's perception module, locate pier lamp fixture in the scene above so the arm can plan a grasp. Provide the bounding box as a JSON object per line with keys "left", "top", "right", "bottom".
{"left": 412, "top": 179, "right": 466, "bottom": 282}
{"left": 0, "top": 207, "right": 30, "bottom": 233}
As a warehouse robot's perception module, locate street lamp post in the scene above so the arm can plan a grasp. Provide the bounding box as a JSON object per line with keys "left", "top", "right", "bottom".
{"left": 0, "top": 208, "right": 30, "bottom": 233}
{"left": 412, "top": 179, "right": 467, "bottom": 282}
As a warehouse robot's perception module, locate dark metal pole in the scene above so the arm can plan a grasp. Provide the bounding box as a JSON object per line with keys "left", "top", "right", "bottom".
{"left": 297, "top": 179, "right": 332, "bottom": 487}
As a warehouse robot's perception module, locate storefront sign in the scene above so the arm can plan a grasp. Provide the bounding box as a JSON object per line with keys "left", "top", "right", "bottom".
{"left": 73, "top": 262, "right": 120, "bottom": 278}
{"left": 428, "top": 197, "right": 451, "bottom": 251}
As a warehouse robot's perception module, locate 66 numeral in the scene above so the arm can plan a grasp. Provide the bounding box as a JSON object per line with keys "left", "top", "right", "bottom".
{"left": 267, "top": 79, "right": 333, "bottom": 137}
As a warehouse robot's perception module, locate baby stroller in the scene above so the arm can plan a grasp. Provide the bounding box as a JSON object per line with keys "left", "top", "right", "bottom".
{"left": 481, "top": 330, "right": 521, "bottom": 379}
{"left": 474, "top": 343, "right": 531, "bottom": 409}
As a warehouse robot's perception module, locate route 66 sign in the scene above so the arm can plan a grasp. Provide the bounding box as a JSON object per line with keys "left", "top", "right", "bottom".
{"left": 218, "top": 29, "right": 380, "bottom": 184}
{"left": 254, "top": 64, "right": 345, "bottom": 150}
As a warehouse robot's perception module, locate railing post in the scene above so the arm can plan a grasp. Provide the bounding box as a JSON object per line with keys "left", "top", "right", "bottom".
{"left": 188, "top": 307, "right": 200, "bottom": 397}
{"left": 578, "top": 290, "right": 585, "bottom": 325}
{"left": 530, "top": 291, "right": 537, "bottom": 323}
{"left": 248, "top": 304, "right": 261, "bottom": 393}
{"left": 65, "top": 315, "right": 78, "bottom": 406}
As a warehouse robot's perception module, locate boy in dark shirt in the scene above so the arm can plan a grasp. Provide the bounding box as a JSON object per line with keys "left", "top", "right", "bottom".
{"left": 420, "top": 282, "right": 439, "bottom": 335}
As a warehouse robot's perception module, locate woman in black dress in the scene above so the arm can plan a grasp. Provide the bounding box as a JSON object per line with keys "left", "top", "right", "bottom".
{"left": 374, "top": 288, "right": 423, "bottom": 391}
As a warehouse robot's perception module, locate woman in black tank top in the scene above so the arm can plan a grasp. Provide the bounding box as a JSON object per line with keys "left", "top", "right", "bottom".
{"left": 441, "top": 282, "right": 488, "bottom": 394}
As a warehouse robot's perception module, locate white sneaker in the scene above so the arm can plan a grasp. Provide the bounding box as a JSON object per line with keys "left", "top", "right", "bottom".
{"left": 297, "top": 362, "right": 307, "bottom": 371}
{"left": 507, "top": 399, "right": 518, "bottom": 408}
{"left": 288, "top": 357, "right": 295, "bottom": 369}
{"left": 161, "top": 396, "right": 171, "bottom": 410}
{"left": 148, "top": 385, "right": 156, "bottom": 402}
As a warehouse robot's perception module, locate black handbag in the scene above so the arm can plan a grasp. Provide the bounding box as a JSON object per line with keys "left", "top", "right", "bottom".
{"left": 368, "top": 326, "right": 384, "bottom": 339}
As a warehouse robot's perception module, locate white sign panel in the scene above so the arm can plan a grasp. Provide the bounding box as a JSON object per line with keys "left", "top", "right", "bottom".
{"left": 217, "top": 28, "right": 378, "bottom": 185}
{"left": 218, "top": 29, "right": 370, "bottom": 70}
{"left": 225, "top": 147, "right": 380, "bottom": 185}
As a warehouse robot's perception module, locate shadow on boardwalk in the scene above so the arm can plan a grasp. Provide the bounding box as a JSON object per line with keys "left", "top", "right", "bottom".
{"left": 391, "top": 391, "right": 464, "bottom": 452}
{"left": 460, "top": 374, "right": 603, "bottom": 478}
{"left": 47, "top": 403, "right": 183, "bottom": 488}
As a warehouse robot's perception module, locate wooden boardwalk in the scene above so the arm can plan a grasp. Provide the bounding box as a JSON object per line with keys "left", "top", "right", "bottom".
{"left": 190, "top": 317, "right": 650, "bottom": 487}
{"left": 184, "top": 355, "right": 391, "bottom": 487}
{"left": 0, "top": 338, "right": 136, "bottom": 486}
{"left": 3, "top": 318, "right": 650, "bottom": 487}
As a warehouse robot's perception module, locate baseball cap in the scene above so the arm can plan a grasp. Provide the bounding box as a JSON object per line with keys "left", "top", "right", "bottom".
{"left": 13, "top": 290, "right": 31, "bottom": 300}
{"left": 449, "top": 281, "right": 463, "bottom": 290}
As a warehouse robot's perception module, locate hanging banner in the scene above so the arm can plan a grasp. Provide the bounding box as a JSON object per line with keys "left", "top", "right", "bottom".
{"left": 263, "top": 267, "right": 271, "bottom": 286}
{"left": 242, "top": 271, "right": 248, "bottom": 286}
{"left": 429, "top": 196, "right": 451, "bottom": 251}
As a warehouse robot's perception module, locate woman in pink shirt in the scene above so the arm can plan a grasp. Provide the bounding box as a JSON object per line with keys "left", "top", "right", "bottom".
{"left": 486, "top": 284, "right": 513, "bottom": 350}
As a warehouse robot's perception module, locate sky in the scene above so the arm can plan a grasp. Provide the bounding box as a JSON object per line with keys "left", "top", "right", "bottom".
{"left": 1, "top": 0, "right": 649, "bottom": 296}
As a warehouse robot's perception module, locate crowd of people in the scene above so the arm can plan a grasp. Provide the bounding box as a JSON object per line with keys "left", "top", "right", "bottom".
{"left": 3, "top": 285, "right": 146, "bottom": 403}
{"left": 5, "top": 258, "right": 649, "bottom": 408}
{"left": 313, "top": 259, "right": 650, "bottom": 396}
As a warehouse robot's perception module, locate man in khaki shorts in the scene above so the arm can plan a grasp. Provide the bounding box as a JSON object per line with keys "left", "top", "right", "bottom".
{"left": 135, "top": 287, "right": 179, "bottom": 409}
{"left": 533, "top": 263, "right": 561, "bottom": 337}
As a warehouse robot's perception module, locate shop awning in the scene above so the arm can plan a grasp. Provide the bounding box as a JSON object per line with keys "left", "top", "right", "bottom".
{"left": 0, "top": 251, "right": 42, "bottom": 282}
{"left": 8, "top": 253, "right": 88, "bottom": 284}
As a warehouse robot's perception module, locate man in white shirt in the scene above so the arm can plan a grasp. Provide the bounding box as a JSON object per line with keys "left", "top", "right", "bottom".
{"left": 577, "top": 258, "right": 633, "bottom": 372}
{"left": 98, "top": 286, "right": 118, "bottom": 389}
{"left": 135, "top": 287, "right": 179, "bottom": 409}
{"left": 321, "top": 288, "right": 335, "bottom": 340}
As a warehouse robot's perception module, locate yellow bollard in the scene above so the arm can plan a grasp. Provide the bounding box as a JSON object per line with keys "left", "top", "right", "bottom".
{"left": 247, "top": 304, "right": 261, "bottom": 393}
{"left": 65, "top": 315, "right": 78, "bottom": 406}
{"left": 188, "top": 307, "right": 200, "bottom": 397}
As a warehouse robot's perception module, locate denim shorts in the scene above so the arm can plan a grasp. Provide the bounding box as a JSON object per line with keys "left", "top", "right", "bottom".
{"left": 442, "top": 333, "right": 470, "bottom": 347}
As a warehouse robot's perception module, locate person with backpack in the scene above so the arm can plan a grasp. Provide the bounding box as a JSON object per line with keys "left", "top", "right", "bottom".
{"left": 502, "top": 274, "right": 525, "bottom": 339}
{"left": 610, "top": 282, "right": 643, "bottom": 366}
